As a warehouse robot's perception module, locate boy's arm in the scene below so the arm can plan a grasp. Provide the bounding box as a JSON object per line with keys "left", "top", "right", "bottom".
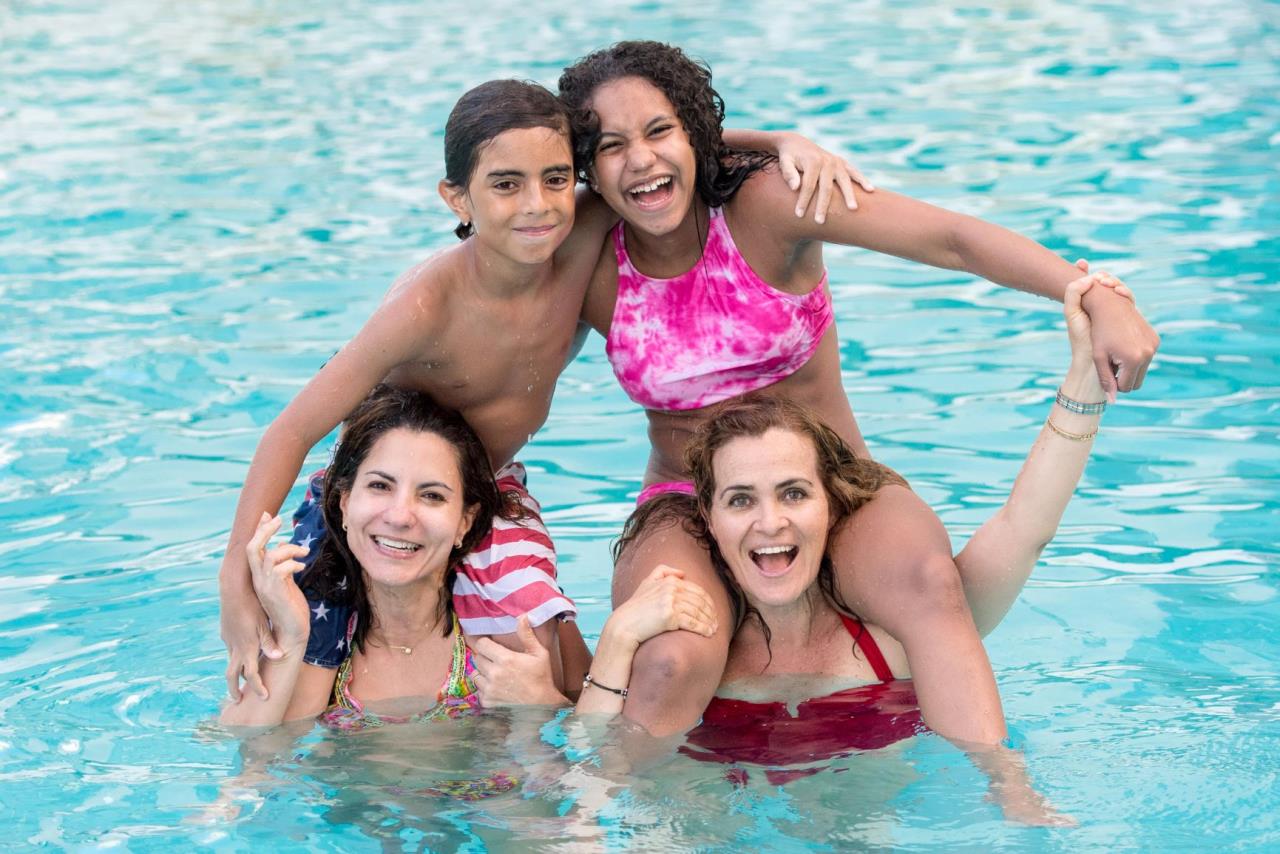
{"left": 954, "top": 273, "right": 1117, "bottom": 636}
{"left": 220, "top": 281, "right": 442, "bottom": 702}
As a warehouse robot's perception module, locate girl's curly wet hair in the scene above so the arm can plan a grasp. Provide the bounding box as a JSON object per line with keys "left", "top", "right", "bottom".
{"left": 558, "top": 40, "right": 774, "bottom": 205}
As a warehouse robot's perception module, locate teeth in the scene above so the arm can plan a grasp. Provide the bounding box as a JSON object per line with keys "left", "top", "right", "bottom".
{"left": 374, "top": 536, "right": 420, "bottom": 552}
{"left": 752, "top": 545, "right": 795, "bottom": 556}
{"left": 628, "top": 176, "right": 671, "bottom": 194}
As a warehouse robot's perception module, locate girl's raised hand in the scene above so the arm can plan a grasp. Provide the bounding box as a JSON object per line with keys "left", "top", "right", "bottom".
{"left": 244, "top": 512, "right": 311, "bottom": 651}
{"left": 774, "top": 132, "right": 874, "bottom": 223}
{"left": 604, "top": 564, "right": 718, "bottom": 649}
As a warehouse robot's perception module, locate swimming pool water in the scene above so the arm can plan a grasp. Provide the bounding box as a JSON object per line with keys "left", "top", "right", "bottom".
{"left": 2, "top": 0, "right": 1277, "bottom": 849}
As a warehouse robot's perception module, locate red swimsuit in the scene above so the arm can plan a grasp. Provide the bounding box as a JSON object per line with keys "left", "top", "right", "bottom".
{"left": 681, "top": 616, "right": 925, "bottom": 784}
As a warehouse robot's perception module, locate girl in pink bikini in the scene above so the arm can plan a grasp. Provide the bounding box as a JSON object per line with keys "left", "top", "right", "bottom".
{"left": 561, "top": 41, "right": 1160, "bottom": 742}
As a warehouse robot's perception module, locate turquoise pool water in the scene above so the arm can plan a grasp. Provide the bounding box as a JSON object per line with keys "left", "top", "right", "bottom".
{"left": 2, "top": 0, "right": 1277, "bottom": 849}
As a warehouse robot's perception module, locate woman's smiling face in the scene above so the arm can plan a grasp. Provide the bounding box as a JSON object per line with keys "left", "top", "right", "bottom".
{"left": 587, "top": 76, "right": 699, "bottom": 237}
{"left": 706, "top": 428, "right": 831, "bottom": 612}
{"left": 338, "top": 427, "right": 477, "bottom": 591}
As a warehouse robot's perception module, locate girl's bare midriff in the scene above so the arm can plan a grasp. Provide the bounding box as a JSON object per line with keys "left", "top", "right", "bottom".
{"left": 640, "top": 330, "right": 870, "bottom": 485}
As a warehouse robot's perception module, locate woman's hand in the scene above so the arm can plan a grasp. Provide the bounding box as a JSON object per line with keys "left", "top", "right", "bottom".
{"left": 471, "top": 615, "right": 567, "bottom": 707}
{"left": 773, "top": 132, "right": 874, "bottom": 223}
{"left": 1068, "top": 258, "right": 1155, "bottom": 401}
{"left": 1062, "top": 263, "right": 1136, "bottom": 404}
{"left": 244, "top": 512, "right": 311, "bottom": 655}
{"left": 601, "top": 565, "right": 718, "bottom": 651}
{"left": 220, "top": 592, "right": 281, "bottom": 703}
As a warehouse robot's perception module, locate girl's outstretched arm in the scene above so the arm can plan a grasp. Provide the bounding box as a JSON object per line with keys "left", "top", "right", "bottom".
{"left": 954, "top": 271, "right": 1126, "bottom": 636}
{"left": 740, "top": 171, "right": 1159, "bottom": 399}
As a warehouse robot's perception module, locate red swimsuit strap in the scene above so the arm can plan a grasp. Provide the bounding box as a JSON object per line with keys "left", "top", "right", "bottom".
{"left": 838, "top": 614, "right": 894, "bottom": 683}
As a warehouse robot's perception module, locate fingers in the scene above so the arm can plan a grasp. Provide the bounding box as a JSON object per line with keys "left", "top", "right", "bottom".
{"left": 514, "top": 614, "right": 537, "bottom": 653}
{"left": 669, "top": 582, "right": 719, "bottom": 636}
{"left": 1063, "top": 275, "right": 1093, "bottom": 314}
{"left": 1113, "top": 359, "right": 1139, "bottom": 393}
{"left": 847, "top": 161, "right": 873, "bottom": 194}
{"left": 257, "top": 616, "right": 285, "bottom": 661}
{"left": 245, "top": 513, "right": 285, "bottom": 570}
{"left": 812, "top": 163, "right": 834, "bottom": 224}
{"left": 242, "top": 657, "right": 268, "bottom": 702}
{"left": 835, "top": 167, "right": 858, "bottom": 211}
{"left": 1092, "top": 350, "right": 1119, "bottom": 404}
{"left": 647, "top": 564, "right": 684, "bottom": 582}
{"left": 779, "top": 154, "right": 801, "bottom": 191}
{"left": 794, "top": 167, "right": 818, "bottom": 219}
{"left": 471, "top": 636, "right": 503, "bottom": 667}
{"left": 1130, "top": 362, "right": 1149, "bottom": 391}
{"left": 1075, "top": 258, "right": 1090, "bottom": 273}
{"left": 225, "top": 662, "right": 243, "bottom": 703}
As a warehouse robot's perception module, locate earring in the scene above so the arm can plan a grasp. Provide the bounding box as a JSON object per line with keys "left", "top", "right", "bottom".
{"left": 342, "top": 521, "right": 348, "bottom": 531}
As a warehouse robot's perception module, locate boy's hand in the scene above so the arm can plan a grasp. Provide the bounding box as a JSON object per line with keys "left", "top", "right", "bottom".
{"left": 775, "top": 132, "right": 875, "bottom": 223}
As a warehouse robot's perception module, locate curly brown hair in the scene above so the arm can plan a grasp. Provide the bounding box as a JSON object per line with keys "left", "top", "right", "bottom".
{"left": 557, "top": 40, "right": 774, "bottom": 205}
{"left": 614, "top": 393, "right": 906, "bottom": 659}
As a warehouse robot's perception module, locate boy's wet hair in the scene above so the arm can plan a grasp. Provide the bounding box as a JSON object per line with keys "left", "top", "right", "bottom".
{"left": 558, "top": 40, "right": 774, "bottom": 207}
{"left": 443, "top": 79, "right": 572, "bottom": 240}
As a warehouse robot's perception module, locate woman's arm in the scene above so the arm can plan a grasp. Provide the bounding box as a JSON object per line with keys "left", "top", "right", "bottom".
{"left": 220, "top": 514, "right": 335, "bottom": 726}
{"left": 471, "top": 565, "right": 717, "bottom": 714}
{"left": 954, "top": 272, "right": 1122, "bottom": 636}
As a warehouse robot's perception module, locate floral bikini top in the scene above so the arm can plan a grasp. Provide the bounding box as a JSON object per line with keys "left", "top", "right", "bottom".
{"left": 319, "top": 613, "right": 482, "bottom": 732}
{"left": 605, "top": 206, "right": 834, "bottom": 412}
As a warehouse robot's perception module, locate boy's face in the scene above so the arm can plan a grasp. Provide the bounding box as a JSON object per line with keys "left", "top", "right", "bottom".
{"left": 446, "top": 126, "right": 576, "bottom": 265}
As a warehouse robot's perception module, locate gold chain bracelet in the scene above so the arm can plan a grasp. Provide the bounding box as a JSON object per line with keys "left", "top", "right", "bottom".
{"left": 1046, "top": 416, "right": 1097, "bottom": 442}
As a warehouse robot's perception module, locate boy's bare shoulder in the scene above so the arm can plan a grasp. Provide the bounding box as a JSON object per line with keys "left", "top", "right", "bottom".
{"left": 382, "top": 243, "right": 466, "bottom": 310}
{"left": 345, "top": 244, "right": 469, "bottom": 366}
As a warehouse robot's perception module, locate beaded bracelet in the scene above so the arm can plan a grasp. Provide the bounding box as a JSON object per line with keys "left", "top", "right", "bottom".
{"left": 1046, "top": 417, "right": 1097, "bottom": 442}
{"left": 1056, "top": 387, "right": 1107, "bottom": 415}
{"left": 583, "top": 674, "right": 628, "bottom": 697}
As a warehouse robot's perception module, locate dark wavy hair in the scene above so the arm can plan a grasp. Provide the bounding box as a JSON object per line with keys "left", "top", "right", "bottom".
{"left": 614, "top": 394, "right": 906, "bottom": 662}
{"left": 443, "top": 79, "right": 572, "bottom": 239}
{"left": 558, "top": 40, "right": 775, "bottom": 206}
{"left": 299, "top": 385, "right": 505, "bottom": 653}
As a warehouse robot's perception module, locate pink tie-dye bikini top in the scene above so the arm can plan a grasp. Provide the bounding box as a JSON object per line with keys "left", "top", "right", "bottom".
{"left": 605, "top": 206, "right": 834, "bottom": 412}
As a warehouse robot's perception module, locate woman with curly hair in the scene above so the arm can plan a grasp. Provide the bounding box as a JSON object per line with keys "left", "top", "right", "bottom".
{"left": 560, "top": 41, "right": 1159, "bottom": 741}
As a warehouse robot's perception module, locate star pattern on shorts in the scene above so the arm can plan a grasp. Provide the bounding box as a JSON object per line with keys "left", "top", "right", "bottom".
{"left": 312, "top": 602, "right": 329, "bottom": 621}
{"left": 299, "top": 533, "right": 315, "bottom": 552}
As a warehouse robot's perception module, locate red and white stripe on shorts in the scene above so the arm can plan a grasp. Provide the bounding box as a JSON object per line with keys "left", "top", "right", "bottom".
{"left": 452, "top": 462, "right": 576, "bottom": 636}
